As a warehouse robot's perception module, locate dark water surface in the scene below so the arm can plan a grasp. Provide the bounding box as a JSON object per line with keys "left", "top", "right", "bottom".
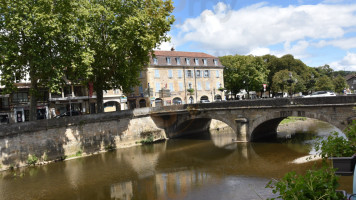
{"left": 0, "top": 120, "right": 353, "bottom": 200}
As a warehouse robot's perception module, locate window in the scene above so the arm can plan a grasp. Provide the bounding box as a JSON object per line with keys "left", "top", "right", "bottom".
{"left": 205, "top": 82, "right": 210, "bottom": 90}
{"left": 194, "top": 58, "right": 199, "bottom": 65}
{"left": 155, "top": 82, "right": 161, "bottom": 92}
{"left": 203, "top": 59, "right": 207, "bottom": 66}
{"left": 179, "top": 82, "right": 184, "bottom": 91}
{"left": 176, "top": 57, "right": 181, "bottom": 65}
{"left": 0, "top": 97, "right": 9, "bottom": 109}
{"left": 166, "top": 57, "right": 171, "bottom": 65}
{"left": 196, "top": 70, "right": 201, "bottom": 78}
{"left": 169, "top": 83, "right": 174, "bottom": 91}
{"left": 154, "top": 69, "right": 160, "bottom": 78}
{"left": 204, "top": 70, "right": 210, "bottom": 77}
{"left": 139, "top": 84, "right": 143, "bottom": 94}
{"left": 114, "top": 89, "right": 120, "bottom": 94}
{"left": 178, "top": 70, "right": 183, "bottom": 78}
{"left": 216, "top": 70, "right": 220, "bottom": 78}
{"left": 168, "top": 70, "right": 173, "bottom": 78}
{"left": 12, "top": 92, "right": 28, "bottom": 103}
{"left": 153, "top": 58, "right": 158, "bottom": 64}
{"left": 217, "top": 82, "right": 221, "bottom": 89}
{"left": 187, "top": 70, "right": 193, "bottom": 78}
{"left": 139, "top": 71, "right": 143, "bottom": 78}
{"left": 197, "top": 82, "right": 202, "bottom": 90}
{"left": 214, "top": 59, "right": 218, "bottom": 66}
{"left": 186, "top": 58, "right": 190, "bottom": 65}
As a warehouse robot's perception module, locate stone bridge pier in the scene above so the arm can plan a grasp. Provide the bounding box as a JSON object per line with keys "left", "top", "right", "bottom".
{"left": 150, "top": 96, "right": 356, "bottom": 142}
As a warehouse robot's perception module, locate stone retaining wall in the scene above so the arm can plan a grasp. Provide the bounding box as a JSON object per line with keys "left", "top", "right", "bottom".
{"left": 0, "top": 108, "right": 165, "bottom": 171}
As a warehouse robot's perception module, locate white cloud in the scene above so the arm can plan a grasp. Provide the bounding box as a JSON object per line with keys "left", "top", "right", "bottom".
{"left": 315, "top": 37, "right": 356, "bottom": 49}
{"left": 330, "top": 52, "right": 356, "bottom": 71}
{"left": 175, "top": 2, "right": 356, "bottom": 57}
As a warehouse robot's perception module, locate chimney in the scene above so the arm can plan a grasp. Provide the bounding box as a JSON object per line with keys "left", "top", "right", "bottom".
{"left": 171, "top": 47, "right": 175, "bottom": 51}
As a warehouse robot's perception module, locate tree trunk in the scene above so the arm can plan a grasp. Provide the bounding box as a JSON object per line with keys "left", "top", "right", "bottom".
{"left": 29, "top": 78, "right": 38, "bottom": 121}
{"left": 96, "top": 86, "right": 104, "bottom": 113}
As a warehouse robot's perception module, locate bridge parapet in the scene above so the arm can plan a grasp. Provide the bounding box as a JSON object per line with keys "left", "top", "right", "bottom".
{"left": 150, "top": 96, "right": 356, "bottom": 113}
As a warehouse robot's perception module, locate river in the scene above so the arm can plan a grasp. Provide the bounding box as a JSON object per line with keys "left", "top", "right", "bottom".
{"left": 0, "top": 119, "right": 353, "bottom": 200}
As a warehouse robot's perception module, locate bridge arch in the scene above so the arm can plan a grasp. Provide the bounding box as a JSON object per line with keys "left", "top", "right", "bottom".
{"left": 249, "top": 110, "right": 345, "bottom": 141}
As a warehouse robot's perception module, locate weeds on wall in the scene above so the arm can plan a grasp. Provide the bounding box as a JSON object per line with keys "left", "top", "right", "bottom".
{"left": 27, "top": 154, "right": 38, "bottom": 166}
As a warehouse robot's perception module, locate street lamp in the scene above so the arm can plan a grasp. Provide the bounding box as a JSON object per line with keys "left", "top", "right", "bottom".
{"left": 287, "top": 72, "right": 294, "bottom": 98}
{"left": 310, "top": 74, "right": 315, "bottom": 94}
{"left": 189, "top": 83, "right": 193, "bottom": 104}
{"left": 243, "top": 80, "right": 249, "bottom": 99}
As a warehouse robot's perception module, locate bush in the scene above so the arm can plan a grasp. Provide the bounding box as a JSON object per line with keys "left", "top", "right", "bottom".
{"left": 315, "top": 120, "right": 356, "bottom": 158}
{"left": 266, "top": 166, "right": 344, "bottom": 200}
{"left": 27, "top": 154, "right": 38, "bottom": 166}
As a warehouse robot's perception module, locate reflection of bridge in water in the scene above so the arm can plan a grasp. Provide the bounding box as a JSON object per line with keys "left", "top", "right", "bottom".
{"left": 150, "top": 96, "right": 356, "bottom": 141}
{"left": 109, "top": 134, "right": 320, "bottom": 200}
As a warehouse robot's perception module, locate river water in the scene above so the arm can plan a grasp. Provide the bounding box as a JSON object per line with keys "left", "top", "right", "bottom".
{"left": 0, "top": 119, "right": 353, "bottom": 200}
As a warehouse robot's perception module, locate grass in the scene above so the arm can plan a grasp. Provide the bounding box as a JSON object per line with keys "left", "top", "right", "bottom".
{"left": 280, "top": 117, "right": 307, "bottom": 125}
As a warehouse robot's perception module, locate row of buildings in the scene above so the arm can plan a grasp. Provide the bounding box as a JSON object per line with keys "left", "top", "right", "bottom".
{"left": 0, "top": 49, "right": 225, "bottom": 124}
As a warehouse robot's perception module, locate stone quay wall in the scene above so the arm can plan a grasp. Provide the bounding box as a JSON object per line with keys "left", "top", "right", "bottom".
{"left": 0, "top": 108, "right": 165, "bottom": 171}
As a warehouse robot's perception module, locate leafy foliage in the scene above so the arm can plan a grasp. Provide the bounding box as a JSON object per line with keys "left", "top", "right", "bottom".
{"left": 315, "top": 120, "right": 356, "bottom": 158}
{"left": 83, "top": 0, "right": 175, "bottom": 112}
{"left": 333, "top": 75, "right": 348, "bottom": 93}
{"left": 315, "top": 76, "right": 335, "bottom": 91}
{"left": 220, "top": 55, "right": 269, "bottom": 97}
{"left": 27, "top": 154, "right": 38, "bottom": 166}
{"left": 187, "top": 88, "right": 195, "bottom": 94}
{"left": 266, "top": 166, "right": 343, "bottom": 200}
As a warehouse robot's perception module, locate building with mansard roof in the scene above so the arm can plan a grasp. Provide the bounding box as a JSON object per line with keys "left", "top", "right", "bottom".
{"left": 127, "top": 49, "right": 225, "bottom": 108}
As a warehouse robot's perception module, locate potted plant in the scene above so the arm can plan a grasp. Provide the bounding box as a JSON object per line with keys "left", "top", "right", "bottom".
{"left": 266, "top": 165, "right": 345, "bottom": 200}
{"left": 314, "top": 120, "right": 356, "bottom": 175}
{"left": 187, "top": 88, "right": 194, "bottom": 95}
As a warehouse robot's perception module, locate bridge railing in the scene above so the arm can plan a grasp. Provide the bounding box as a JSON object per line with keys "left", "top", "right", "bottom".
{"left": 150, "top": 95, "right": 356, "bottom": 112}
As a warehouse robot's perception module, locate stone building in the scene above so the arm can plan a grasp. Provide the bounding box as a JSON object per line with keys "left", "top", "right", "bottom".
{"left": 127, "top": 50, "right": 225, "bottom": 108}
{"left": 345, "top": 74, "right": 356, "bottom": 93}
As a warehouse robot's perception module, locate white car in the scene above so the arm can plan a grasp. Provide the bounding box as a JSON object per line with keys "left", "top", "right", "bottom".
{"left": 303, "top": 91, "right": 336, "bottom": 98}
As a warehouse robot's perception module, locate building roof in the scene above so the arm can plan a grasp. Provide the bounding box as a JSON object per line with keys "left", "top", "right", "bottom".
{"left": 345, "top": 74, "right": 356, "bottom": 81}
{"left": 153, "top": 50, "right": 217, "bottom": 58}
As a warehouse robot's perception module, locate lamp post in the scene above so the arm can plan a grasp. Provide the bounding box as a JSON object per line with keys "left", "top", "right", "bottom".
{"left": 189, "top": 83, "right": 193, "bottom": 104}
{"left": 147, "top": 83, "right": 150, "bottom": 107}
{"left": 243, "top": 80, "right": 249, "bottom": 99}
{"left": 287, "top": 72, "right": 294, "bottom": 98}
{"left": 310, "top": 74, "right": 315, "bottom": 94}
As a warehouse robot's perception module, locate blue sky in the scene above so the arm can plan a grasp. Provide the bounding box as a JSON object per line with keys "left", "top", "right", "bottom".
{"left": 158, "top": 0, "right": 356, "bottom": 71}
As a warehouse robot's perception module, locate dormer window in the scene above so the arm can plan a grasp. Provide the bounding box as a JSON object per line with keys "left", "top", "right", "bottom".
{"left": 166, "top": 57, "right": 171, "bottom": 65}
{"left": 186, "top": 58, "right": 190, "bottom": 65}
{"left": 194, "top": 58, "right": 199, "bottom": 65}
{"left": 153, "top": 58, "right": 158, "bottom": 65}
{"left": 214, "top": 59, "right": 218, "bottom": 66}
{"left": 203, "top": 59, "right": 207, "bottom": 66}
{"left": 176, "top": 57, "right": 181, "bottom": 65}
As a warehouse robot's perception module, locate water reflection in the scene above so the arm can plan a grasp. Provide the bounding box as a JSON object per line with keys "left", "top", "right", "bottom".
{"left": 0, "top": 119, "right": 353, "bottom": 200}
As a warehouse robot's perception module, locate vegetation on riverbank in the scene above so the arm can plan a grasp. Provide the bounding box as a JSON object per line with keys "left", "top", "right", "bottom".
{"left": 280, "top": 117, "right": 307, "bottom": 125}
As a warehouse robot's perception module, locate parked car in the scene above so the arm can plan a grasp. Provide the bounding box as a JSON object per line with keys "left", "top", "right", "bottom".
{"left": 303, "top": 91, "right": 336, "bottom": 98}
{"left": 59, "top": 110, "right": 82, "bottom": 117}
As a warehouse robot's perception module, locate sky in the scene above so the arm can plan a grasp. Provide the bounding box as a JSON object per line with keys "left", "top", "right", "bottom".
{"left": 157, "top": 0, "right": 356, "bottom": 71}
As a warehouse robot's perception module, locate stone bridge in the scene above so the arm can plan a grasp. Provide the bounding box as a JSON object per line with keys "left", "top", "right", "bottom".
{"left": 149, "top": 96, "right": 356, "bottom": 142}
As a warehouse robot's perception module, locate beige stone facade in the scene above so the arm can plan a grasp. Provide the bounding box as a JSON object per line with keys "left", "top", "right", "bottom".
{"left": 127, "top": 50, "right": 225, "bottom": 108}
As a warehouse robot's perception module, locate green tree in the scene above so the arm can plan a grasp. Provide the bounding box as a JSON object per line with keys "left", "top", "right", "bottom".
{"left": 263, "top": 54, "right": 310, "bottom": 96}
{"left": 316, "top": 64, "right": 334, "bottom": 77}
{"left": 84, "top": 0, "right": 174, "bottom": 112}
{"left": 220, "top": 55, "right": 269, "bottom": 98}
{"left": 315, "top": 76, "right": 334, "bottom": 91}
{"left": 271, "top": 70, "right": 302, "bottom": 96}
{"left": 333, "top": 75, "right": 347, "bottom": 93}
{"left": 0, "top": 0, "right": 92, "bottom": 120}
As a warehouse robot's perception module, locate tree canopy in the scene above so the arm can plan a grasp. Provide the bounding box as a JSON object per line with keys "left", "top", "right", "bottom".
{"left": 83, "top": 0, "right": 174, "bottom": 112}
{"left": 220, "top": 55, "right": 269, "bottom": 98}
{"left": 0, "top": 0, "right": 175, "bottom": 118}
{"left": 0, "top": 0, "right": 92, "bottom": 120}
